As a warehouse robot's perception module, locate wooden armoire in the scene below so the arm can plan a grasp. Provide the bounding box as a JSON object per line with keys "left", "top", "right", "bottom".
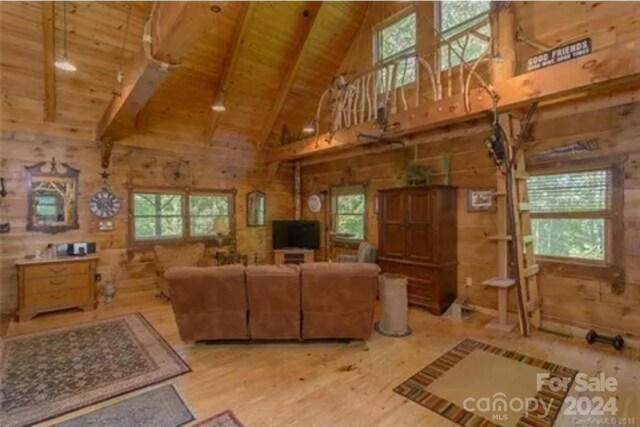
{"left": 377, "top": 185, "right": 458, "bottom": 315}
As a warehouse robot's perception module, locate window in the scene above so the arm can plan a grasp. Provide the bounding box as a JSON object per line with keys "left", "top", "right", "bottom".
{"left": 130, "top": 188, "right": 235, "bottom": 246}
{"left": 332, "top": 186, "right": 366, "bottom": 241}
{"left": 133, "top": 192, "right": 183, "bottom": 241}
{"left": 438, "top": 0, "right": 491, "bottom": 70}
{"left": 375, "top": 11, "right": 417, "bottom": 87}
{"left": 528, "top": 169, "right": 612, "bottom": 262}
{"left": 189, "top": 194, "right": 230, "bottom": 237}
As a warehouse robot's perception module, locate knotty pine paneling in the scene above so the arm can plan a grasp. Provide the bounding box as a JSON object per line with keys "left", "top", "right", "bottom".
{"left": 0, "top": 128, "right": 294, "bottom": 336}
{"left": 301, "top": 100, "right": 640, "bottom": 337}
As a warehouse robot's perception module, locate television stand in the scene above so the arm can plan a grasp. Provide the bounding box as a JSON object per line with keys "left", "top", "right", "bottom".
{"left": 274, "top": 249, "right": 315, "bottom": 265}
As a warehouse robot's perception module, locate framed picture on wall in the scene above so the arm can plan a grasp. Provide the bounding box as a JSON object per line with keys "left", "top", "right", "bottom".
{"left": 467, "top": 188, "right": 495, "bottom": 212}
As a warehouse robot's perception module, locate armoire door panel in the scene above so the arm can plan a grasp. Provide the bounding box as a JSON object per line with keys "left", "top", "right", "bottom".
{"left": 382, "top": 191, "right": 404, "bottom": 223}
{"left": 380, "top": 224, "right": 405, "bottom": 258}
{"left": 405, "top": 225, "right": 433, "bottom": 261}
{"left": 406, "top": 190, "right": 431, "bottom": 224}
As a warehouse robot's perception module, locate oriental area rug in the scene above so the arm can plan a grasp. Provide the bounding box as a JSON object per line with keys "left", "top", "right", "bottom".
{"left": 394, "top": 338, "right": 577, "bottom": 427}
{"left": 55, "top": 385, "right": 193, "bottom": 427}
{"left": 0, "top": 313, "right": 190, "bottom": 427}
{"left": 194, "top": 410, "right": 245, "bottom": 427}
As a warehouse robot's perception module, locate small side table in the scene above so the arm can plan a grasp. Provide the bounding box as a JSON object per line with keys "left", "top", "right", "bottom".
{"left": 481, "top": 277, "right": 517, "bottom": 332}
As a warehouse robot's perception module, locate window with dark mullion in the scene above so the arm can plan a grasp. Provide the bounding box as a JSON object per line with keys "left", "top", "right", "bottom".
{"left": 528, "top": 169, "right": 612, "bottom": 262}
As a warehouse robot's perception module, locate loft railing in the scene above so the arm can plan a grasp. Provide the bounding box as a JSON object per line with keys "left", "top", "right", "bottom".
{"left": 312, "top": 16, "right": 494, "bottom": 138}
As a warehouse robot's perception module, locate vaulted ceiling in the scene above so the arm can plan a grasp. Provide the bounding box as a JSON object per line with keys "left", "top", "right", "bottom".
{"left": 0, "top": 1, "right": 369, "bottom": 150}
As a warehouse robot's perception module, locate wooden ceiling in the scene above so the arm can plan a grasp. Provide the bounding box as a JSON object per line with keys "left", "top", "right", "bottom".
{"left": 0, "top": 1, "right": 369, "bottom": 149}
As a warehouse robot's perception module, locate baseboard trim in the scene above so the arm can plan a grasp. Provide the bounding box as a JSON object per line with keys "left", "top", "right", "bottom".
{"left": 467, "top": 303, "right": 639, "bottom": 349}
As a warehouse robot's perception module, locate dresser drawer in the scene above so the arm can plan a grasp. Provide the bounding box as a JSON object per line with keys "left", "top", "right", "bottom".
{"left": 407, "top": 279, "right": 436, "bottom": 301}
{"left": 23, "top": 262, "right": 90, "bottom": 279}
{"left": 25, "top": 288, "right": 90, "bottom": 309}
{"left": 25, "top": 274, "right": 90, "bottom": 295}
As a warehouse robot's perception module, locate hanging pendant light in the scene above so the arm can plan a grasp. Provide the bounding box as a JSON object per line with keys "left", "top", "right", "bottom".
{"left": 55, "top": 1, "right": 77, "bottom": 72}
{"left": 210, "top": 5, "right": 225, "bottom": 112}
{"left": 302, "top": 118, "right": 316, "bottom": 134}
{"left": 211, "top": 93, "right": 226, "bottom": 112}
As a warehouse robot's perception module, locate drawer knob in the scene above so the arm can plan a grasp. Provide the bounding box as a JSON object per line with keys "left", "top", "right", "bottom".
{"left": 49, "top": 267, "right": 67, "bottom": 274}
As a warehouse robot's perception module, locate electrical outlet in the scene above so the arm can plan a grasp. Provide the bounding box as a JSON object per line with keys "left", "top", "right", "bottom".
{"left": 465, "top": 277, "right": 473, "bottom": 287}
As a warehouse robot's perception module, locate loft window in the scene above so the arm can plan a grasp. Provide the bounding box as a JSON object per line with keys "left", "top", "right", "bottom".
{"left": 332, "top": 186, "right": 366, "bottom": 241}
{"left": 528, "top": 169, "right": 612, "bottom": 262}
{"left": 375, "top": 10, "right": 417, "bottom": 88}
{"left": 438, "top": 0, "right": 490, "bottom": 70}
{"left": 130, "top": 188, "right": 235, "bottom": 246}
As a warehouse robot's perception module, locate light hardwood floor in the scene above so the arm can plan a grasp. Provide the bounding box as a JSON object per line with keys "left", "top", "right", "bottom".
{"left": 6, "top": 290, "right": 640, "bottom": 427}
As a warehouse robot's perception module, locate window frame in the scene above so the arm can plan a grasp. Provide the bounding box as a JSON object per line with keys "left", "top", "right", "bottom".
{"left": 330, "top": 184, "right": 368, "bottom": 244}
{"left": 373, "top": 7, "right": 418, "bottom": 89}
{"left": 127, "top": 186, "right": 236, "bottom": 250}
{"left": 528, "top": 159, "right": 625, "bottom": 288}
{"left": 436, "top": 0, "right": 491, "bottom": 71}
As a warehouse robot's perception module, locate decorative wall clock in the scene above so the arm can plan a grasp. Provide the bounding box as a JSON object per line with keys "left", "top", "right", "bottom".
{"left": 307, "top": 194, "right": 322, "bottom": 213}
{"left": 90, "top": 170, "right": 121, "bottom": 219}
{"left": 90, "top": 188, "right": 121, "bottom": 218}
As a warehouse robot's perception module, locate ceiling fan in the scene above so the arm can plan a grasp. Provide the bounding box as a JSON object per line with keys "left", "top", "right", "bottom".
{"left": 356, "top": 105, "right": 406, "bottom": 147}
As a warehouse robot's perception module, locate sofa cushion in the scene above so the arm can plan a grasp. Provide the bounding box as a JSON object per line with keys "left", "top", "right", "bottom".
{"left": 246, "top": 265, "right": 301, "bottom": 340}
{"left": 165, "top": 265, "right": 247, "bottom": 341}
{"left": 300, "top": 262, "right": 380, "bottom": 339}
{"left": 154, "top": 243, "right": 206, "bottom": 298}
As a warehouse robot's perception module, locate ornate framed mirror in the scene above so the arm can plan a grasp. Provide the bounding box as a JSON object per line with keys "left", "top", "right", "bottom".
{"left": 26, "top": 158, "right": 80, "bottom": 233}
{"left": 247, "top": 191, "right": 265, "bottom": 227}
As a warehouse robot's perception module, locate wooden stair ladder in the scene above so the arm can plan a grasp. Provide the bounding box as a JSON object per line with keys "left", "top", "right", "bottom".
{"left": 496, "top": 114, "right": 541, "bottom": 337}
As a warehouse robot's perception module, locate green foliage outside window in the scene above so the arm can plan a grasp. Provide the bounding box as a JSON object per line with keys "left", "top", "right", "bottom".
{"left": 133, "top": 191, "right": 232, "bottom": 242}
{"left": 134, "top": 193, "right": 183, "bottom": 240}
{"left": 335, "top": 193, "right": 365, "bottom": 240}
{"left": 439, "top": 0, "right": 491, "bottom": 70}
{"left": 528, "top": 170, "right": 611, "bottom": 262}
{"left": 377, "top": 12, "right": 416, "bottom": 87}
{"left": 190, "top": 195, "right": 230, "bottom": 237}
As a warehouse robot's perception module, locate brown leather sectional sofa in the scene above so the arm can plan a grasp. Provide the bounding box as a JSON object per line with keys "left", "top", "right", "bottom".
{"left": 165, "top": 262, "right": 380, "bottom": 342}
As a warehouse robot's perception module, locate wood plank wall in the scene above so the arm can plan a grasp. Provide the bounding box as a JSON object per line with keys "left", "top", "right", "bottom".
{"left": 301, "top": 98, "right": 640, "bottom": 337}
{"left": 0, "top": 130, "right": 294, "bottom": 336}
{"left": 300, "top": 1, "right": 640, "bottom": 337}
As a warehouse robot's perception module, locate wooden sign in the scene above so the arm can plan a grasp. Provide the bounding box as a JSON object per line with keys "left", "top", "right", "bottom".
{"left": 527, "top": 38, "right": 592, "bottom": 72}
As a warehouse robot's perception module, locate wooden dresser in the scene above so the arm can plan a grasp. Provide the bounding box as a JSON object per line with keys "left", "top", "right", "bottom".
{"left": 377, "top": 186, "right": 457, "bottom": 315}
{"left": 16, "top": 255, "right": 99, "bottom": 322}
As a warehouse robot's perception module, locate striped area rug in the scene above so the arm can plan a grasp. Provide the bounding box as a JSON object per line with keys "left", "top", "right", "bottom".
{"left": 394, "top": 338, "right": 577, "bottom": 427}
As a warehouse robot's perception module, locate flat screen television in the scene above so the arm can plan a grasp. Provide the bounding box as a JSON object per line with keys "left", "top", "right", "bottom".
{"left": 272, "top": 220, "right": 320, "bottom": 249}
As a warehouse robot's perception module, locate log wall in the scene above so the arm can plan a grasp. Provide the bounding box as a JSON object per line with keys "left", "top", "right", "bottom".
{"left": 0, "top": 129, "right": 294, "bottom": 335}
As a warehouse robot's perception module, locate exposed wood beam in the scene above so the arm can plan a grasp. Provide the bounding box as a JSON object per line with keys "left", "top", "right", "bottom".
{"left": 204, "top": 2, "right": 257, "bottom": 144}
{"left": 267, "top": 41, "right": 640, "bottom": 163}
{"left": 300, "top": 85, "right": 640, "bottom": 167}
{"left": 42, "top": 1, "right": 56, "bottom": 122}
{"left": 96, "top": 1, "right": 218, "bottom": 142}
{"left": 257, "top": 3, "right": 324, "bottom": 149}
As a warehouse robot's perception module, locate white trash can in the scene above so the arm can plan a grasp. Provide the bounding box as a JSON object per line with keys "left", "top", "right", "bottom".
{"left": 375, "top": 273, "right": 412, "bottom": 337}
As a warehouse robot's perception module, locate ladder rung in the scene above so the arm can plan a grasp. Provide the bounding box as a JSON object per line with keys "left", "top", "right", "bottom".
{"left": 519, "top": 202, "right": 530, "bottom": 212}
{"left": 487, "top": 235, "right": 512, "bottom": 241}
{"left": 493, "top": 192, "right": 506, "bottom": 197}
{"left": 523, "top": 264, "right": 539, "bottom": 277}
{"left": 526, "top": 298, "right": 541, "bottom": 313}
{"left": 482, "top": 277, "right": 516, "bottom": 288}
{"left": 523, "top": 235, "right": 535, "bottom": 244}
